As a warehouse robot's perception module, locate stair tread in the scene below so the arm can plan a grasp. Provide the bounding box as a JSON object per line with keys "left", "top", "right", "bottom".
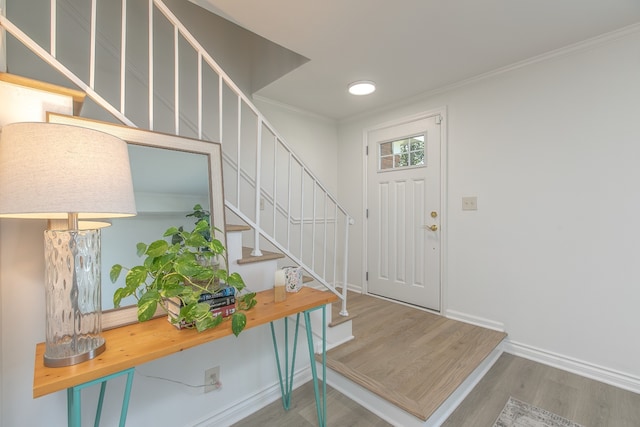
{"left": 237, "top": 246, "right": 285, "bottom": 264}
{"left": 226, "top": 224, "right": 251, "bottom": 232}
{"left": 0, "top": 72, "right": 86, "bottom": 116}
{"left": 329, "top": 311, "right": 358, "bottom": 327}
{"left": 329, "top": 293, "right": 358, "bottom": 327}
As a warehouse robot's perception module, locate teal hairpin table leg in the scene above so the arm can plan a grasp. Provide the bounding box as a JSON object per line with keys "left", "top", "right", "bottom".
{"left": 66, "top": 368, "right": 135, "bottom": 427}
{"left": 270, "top": 313, "right": 301, "bottom": 410}
{"left": 304, "top": 305, "right": 327, "bottom": 427}
{"left": 269, "top": 304, "right": 329, "bottom": 426}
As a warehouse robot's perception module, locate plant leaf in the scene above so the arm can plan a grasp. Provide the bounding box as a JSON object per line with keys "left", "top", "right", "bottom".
{"left": 231, "top": 312, "right": 247, "bottom": 337}
{"left": 209, "top": 239, "right": 225, "bottom": 254}
{"left": 164, "top": 226, "right": 181, "bottom": 237}
{"left": 110, "top": 264, "right": 123, "bottom": 283}
{"left": 137, "top": 290, "right": 160, "bottom": 321}
{"left": 160, "top": 283, "right": 184, "bottom": 298}
{"left": 237, "top": 292, "right": 257, "bottom": 310}
{"left": 136, "top": 242, "right": 147, "bottom": 257}
{"left": 113, "top": 287, "right": 125, "bottom": 308}
{"left": 196, "top": 313, "right": 223, "bottom": 332}
{"left": 226, "top": 272, "right": 245, "bottom": 291}
{"left": 125, "top": 266, "right": 148, "bottom": 290}
{"left": 146, "top": 240, "right": 170, "bottom": 258}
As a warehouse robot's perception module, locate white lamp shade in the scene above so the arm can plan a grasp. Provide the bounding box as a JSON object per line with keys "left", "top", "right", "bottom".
{"left": 0, "top": 122, "right": 136, "bottom": 219}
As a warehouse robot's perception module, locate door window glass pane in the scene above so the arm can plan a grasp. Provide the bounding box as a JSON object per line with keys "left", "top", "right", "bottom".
{"left": 379, "top": 134, "right": 425, "bottom": 170}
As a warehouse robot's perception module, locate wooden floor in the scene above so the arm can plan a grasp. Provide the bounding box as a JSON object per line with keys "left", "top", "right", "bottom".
{"left": 325, "top": 291, "right": 506, "bottom": 420}
{"left": 233, "top": 292, "right": 640, "bottom": 426}
{"left": 442, "top": 352, "right": 640, "bottom": 427}
{"left": 233, "top": 353, "right": 640, "bottom": 426}
{"left": 230, "top": 380, "right": 392, "bottom": 427}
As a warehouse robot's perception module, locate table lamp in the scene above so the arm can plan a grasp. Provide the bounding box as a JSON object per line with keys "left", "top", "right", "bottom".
{"left": 0, "top": 122, "right": 136, "bottom": 367}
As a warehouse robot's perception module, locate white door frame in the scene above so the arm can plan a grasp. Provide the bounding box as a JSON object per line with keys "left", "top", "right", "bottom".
{"left": 362, "top": 107, "right": 448, "bottom": 313}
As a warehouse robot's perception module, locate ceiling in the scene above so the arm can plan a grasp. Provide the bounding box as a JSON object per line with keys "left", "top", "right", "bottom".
{"left": 190, "top": 0, "right": 640, "bottom": 121}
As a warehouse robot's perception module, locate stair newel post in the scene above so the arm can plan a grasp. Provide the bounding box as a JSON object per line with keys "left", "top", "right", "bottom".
{"left": 340, "top": 213, "right": 351, "bottom": 317}
{"left": 251, "top": 117, "right": 263, "bottom": 256}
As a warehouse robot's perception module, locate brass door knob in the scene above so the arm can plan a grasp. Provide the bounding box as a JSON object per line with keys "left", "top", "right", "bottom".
{"left": 424, "top": 224, "right": 438, "bottom": 231}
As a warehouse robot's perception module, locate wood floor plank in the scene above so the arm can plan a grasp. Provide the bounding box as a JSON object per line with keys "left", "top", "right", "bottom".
{"left": 234, "top": 292, "right": 640, "bottom": 426}
{"left": 324, "top": 291, "right": 507, "bottom": 420}
{"left": 442, "top": 353, "right": 640, "bottom": 427}
{"left": 231, "top": 381, "right": 392, "bottom": 427}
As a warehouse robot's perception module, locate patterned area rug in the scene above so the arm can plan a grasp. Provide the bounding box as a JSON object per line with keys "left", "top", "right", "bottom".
{"left": 493, "top": 397, "right": 584, "bottom": 427}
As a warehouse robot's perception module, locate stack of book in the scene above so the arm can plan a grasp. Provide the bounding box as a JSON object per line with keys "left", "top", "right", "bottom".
{"left": 167, "top": 285, "right": 236, "bottom": 329}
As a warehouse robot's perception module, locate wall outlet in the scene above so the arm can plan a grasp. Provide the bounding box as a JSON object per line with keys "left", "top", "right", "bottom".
{"left": 204, "top": 366, "right": 220, "bottom": 393}
{"left": 462, "top": 196, "right": 478, "bottom": 211}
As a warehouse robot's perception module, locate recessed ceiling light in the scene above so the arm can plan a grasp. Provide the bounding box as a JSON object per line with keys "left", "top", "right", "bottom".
{"left": 348, "top": 81, "right": 376, "bottom": 96}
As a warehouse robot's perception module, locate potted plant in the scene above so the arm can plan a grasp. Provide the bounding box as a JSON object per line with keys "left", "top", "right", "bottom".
{"left": 110, "top": 205, "right": 257, "bottom": 336}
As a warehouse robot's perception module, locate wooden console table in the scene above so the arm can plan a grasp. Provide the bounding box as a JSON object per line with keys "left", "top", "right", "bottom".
{"left": 33, "top": 287, "right": 338, "bottom": 426}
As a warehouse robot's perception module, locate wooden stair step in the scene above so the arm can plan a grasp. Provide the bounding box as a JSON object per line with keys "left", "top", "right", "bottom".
{"left": 329, "top": 302, "right": 358, "bottom": 327}
{"left": 226, "top": 224, "right": 251, "bottom": 233}
{"left": 0, "top": 72, "right": 86, "bottom": 116}
{"left": 237, "top": 246, "right": 285, "bottom": 264}
{"left": 329, "top": 290, "right": 358, "bottom": 327}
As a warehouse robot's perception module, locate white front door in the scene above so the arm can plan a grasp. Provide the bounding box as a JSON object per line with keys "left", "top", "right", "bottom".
{"left": 366, "top": 114, "right": 442, "bottom": 311}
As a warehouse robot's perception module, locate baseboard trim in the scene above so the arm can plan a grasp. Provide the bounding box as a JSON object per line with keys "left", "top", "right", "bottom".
{"left": 444, "top": 310, "right": 640, "bottom": 394}
{"left": 190, "top": 367, "right": 312, "bottom": 427}
{"left": 503, "top": 340, "right": 640, "bottom": 394}
{"left": 445, "top": 309, "right": 506, "bottom": 332}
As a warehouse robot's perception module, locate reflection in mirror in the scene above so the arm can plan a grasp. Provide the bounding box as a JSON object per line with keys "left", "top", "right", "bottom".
{"left": 46, "top": 113, "right": 227, "bottom": 329}
{"left": 101, "top": 145, "right": 209, "bottom": 309}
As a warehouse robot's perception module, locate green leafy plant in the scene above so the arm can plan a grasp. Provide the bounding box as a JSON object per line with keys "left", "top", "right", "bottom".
{"left": 110, "top": 206, "right": 257, "bottom": 336}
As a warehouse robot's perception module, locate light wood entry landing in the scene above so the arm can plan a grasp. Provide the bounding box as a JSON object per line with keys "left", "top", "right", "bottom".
{"left": 326, "top": 291, "right": 507, "bottom": 421}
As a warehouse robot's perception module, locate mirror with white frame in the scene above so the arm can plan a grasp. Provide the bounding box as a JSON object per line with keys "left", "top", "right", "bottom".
{"left": 47, "top": 113, "right": 227, "bottom": 329}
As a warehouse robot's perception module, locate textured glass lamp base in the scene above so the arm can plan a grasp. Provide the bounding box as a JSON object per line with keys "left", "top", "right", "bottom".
{"left": 44, "top": 339, "right": 106, "bottom": 368}
{"left": 44, "top": 229, "right": 105, "bottom": 368}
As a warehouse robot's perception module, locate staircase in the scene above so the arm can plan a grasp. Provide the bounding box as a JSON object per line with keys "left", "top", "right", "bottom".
{"left": 0, "top": 0, "right": 352, "bottom": 325}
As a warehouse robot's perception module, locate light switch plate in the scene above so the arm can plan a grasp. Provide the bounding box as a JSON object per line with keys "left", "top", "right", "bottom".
{"left": 462, "top": 196, "right": 477, "bottom": 211}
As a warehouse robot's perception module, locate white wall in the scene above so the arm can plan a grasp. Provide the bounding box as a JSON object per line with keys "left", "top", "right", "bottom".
{"left": 254, "top": 96, "right": 339, "bottom": 195}
{"left": 338, "top": 28, "right": 640, "bottom": 384}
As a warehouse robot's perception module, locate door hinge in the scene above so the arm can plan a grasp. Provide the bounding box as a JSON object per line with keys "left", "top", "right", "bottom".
{"left": 435, "top": 114, "right": 442, "bottom": 125}
{"left": 366, "top": 146, "right": 369, "bottom": 155}
{"left": 366, "top": 272, "right": 368, "bottom": 281}
{"left": 366, "top": 209, "right": 369, "bottom": 218}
